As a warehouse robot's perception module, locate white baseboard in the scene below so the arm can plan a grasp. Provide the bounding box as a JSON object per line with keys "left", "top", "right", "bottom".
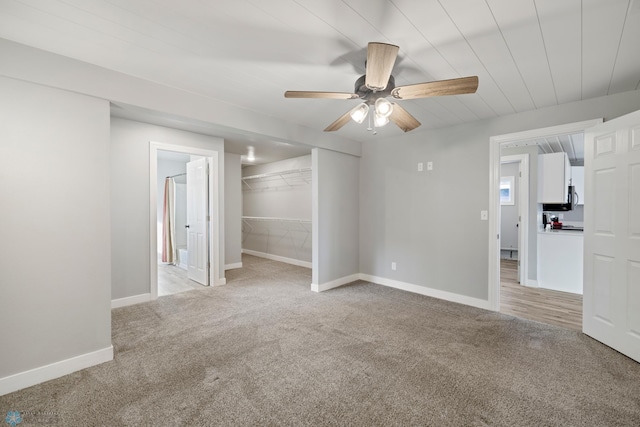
{"left": 359, "top": 274, "right": 492, "bottom": 311}
{"left": 525, "top": 279, "right": 539, "bottom": 287}
{"left": 213, "top": 278, "right": 227, "bottom": 286}
{"left": 111, "top": 293, "right": 151, "bottom": 309}
{"left": 225, "top": 262, "right": 243, "bottom": 270}
{"left": 0, "top": 346, "right": 113, "bottom": 396}
{"left": 242, "top": 249, "right": 312, "bottom": 269}
{"left": 311, "top": 273, "right": 361, "bottom": 293}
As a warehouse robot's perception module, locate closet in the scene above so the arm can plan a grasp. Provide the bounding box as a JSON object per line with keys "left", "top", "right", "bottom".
{"left": 241, "top": 155, "right": 312, "bottom": 267}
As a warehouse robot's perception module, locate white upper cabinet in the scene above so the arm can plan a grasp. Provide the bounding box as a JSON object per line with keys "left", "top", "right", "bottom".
{"left": 571, "top": 166, "right": 584, "bottom": 205}
{"left": 538, "top": 152, "right": 571, "bottom": 203}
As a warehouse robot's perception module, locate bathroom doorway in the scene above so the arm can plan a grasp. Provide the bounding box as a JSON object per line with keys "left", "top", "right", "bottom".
{"left": 149, "top": 142, "right": 221, "bottom": 299}
{"left": 156, "top": 150, "right": 207, "bottom": 296}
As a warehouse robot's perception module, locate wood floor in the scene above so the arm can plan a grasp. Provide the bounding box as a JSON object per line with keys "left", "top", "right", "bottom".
{"left": 158, "top": 263, "right": 204, "bottom": 296}
{"left": 500, "top": 259, "right": 583, "bottom": 331}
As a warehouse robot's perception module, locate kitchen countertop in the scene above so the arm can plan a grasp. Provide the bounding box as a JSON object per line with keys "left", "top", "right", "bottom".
{"left": 539, "top": 229, "right": 583, "bottom": 236}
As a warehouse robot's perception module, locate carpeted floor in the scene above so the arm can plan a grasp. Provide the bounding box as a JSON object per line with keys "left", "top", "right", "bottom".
{"left": 2, "top": 254, "right": 639, "bottom": 426}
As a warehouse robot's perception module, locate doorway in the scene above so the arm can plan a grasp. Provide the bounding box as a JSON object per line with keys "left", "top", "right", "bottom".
{"left": 500, "top": 154, "right": 529, "bottom": 285}
{"left": 149, "top": 141, "right": 222, "bottom": 300}
{"left": 488, "top": 119, "right": 602, "bottom": 327}
{"left": 156, "top": 151, "right": 210, "bottom": 296}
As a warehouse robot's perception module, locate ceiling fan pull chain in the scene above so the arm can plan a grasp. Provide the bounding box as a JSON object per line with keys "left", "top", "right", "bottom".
{"left": 372, "top": 113, "right": 377, "bottom": 135}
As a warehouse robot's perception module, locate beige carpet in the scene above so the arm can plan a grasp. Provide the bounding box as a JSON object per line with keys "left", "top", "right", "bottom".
{"left": 1, "top": 255, "right": 639, "bottom": 426}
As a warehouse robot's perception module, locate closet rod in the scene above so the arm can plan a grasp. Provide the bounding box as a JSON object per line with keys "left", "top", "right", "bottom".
{"left": 167, "top": 173, "right": 186, "bottom": 178}
{"left": 242, "top": 167, "right": 311, "bottom": 181}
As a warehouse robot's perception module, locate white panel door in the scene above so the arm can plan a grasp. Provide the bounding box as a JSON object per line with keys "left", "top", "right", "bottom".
{"left": 187, "top": 158, "right": 209, "bottom": 286}
{"left": 583, "top": 110, "right": 640, "bottom": 362}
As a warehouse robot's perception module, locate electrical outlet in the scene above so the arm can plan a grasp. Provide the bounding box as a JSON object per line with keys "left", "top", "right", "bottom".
{"left": 559, "top": 213, "right": 564, "bottom": 219}
{"left": 417, "top": 162, "right": 424, "bottom": 172}
{"left": 427, "top": 161, "right": 433, "bottom": 171}
{"left": 391, "top": 262, "right": 397, "bottom": 271}
{"left": 481, "top": 210, "right": 488, "bottom": 220}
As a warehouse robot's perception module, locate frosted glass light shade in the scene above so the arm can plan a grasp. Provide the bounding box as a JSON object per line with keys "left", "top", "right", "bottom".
{"left": 374, "top": 98, "right": 393, "bottom": 118}
{"left": 374, "top": 113, "right": 389, "bottom": 127}
{"left": 350, "top": 103, "right": 370, "bottom": 123}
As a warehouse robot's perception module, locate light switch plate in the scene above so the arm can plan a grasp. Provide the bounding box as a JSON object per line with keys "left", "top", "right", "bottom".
{"left": 481, "top": 210, "right": 488, "bottom": 220}
{"left": 427, "top": 161, "right": 433, "bottom": 171}
{"left": 417, "top": 162, "right": 424, "bottom": 172}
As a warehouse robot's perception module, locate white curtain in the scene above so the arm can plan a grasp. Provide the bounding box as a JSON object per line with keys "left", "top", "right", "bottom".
{"left": 161, "top": 177, "right": 176, "bottom": 264}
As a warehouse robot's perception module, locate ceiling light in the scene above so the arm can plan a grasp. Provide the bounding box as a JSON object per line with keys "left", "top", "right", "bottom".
{"left": 375, "top": 98, "right": 393, "bottom": 118}
{"left": 374, "top": 113, "right": 389, "bottom": 127}
{"left": 349, "top": 103, "right": 370, "bottom": 124}
{"left": 247, "top": 146, "right": 255, "bottom": 162}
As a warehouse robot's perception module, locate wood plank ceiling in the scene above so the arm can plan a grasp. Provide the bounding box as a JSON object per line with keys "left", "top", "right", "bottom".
{"left": 0, "top": 0, "right": 638, "bottom": 144}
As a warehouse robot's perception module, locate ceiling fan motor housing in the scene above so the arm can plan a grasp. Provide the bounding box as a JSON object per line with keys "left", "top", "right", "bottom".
{"left": 355, "top": 74, "right": 395, "bottom": 103}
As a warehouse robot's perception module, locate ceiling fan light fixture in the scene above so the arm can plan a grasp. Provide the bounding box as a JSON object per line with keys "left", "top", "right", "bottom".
{"left": 374, "top": 98, "right": 393, "bottom": 118}
{"left": 374, "top": 112, "right": 389, "bottom": 127}
{"left": 350, "top": 103, "right": 370, "bottom": 124}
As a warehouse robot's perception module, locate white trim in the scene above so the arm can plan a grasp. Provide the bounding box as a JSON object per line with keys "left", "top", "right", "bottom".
{"left": 311, "top": 274, "right": 360, "bottom": 292}
{"left": 149, "top": 141, "right": 222, "bottom": 300}
{"left": 360, "top": 274, "right": 492, "bottom": 311}
{"left": 225, "top": 262, "right": 243, "bottom": 270}
{"left": 111, "top": 293, "right": 151, "bottom": 309}
{"left": 0, "top": 346, "right": 113, "bottom": 396}
{"left": 525, "top": 279, "right": 538, "bottom": 288}
{"left": 242, "top": 249, "right": 312, "bottom": 269}
{"left": 488, "top": 119, "right": 603, "bottom": 312}
{"left": 311, "top": 148, "right": 319, "bottom": 285}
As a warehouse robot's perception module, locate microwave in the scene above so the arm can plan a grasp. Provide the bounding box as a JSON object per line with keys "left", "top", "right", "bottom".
{"left": 542, "top": 186, "right": 575, "bottom": 211}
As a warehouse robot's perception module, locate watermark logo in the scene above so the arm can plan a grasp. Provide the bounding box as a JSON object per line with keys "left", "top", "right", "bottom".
{"left": 4, "top": 411, "right": 22, "bottom": 426}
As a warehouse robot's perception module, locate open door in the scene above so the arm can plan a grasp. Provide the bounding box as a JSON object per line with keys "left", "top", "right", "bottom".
{"left": 186, "top": 158, "right": 209, "bottom": 286}
{"left": 583, "top": 110, "right": 640, "bottom": 362}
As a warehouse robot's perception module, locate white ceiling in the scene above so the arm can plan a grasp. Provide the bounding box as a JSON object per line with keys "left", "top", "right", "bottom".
{"left": 1, "top": 0, "right": 639, "bottom": 162}
{"left": 503, "top": 132, "right": 585, "bottom": 165}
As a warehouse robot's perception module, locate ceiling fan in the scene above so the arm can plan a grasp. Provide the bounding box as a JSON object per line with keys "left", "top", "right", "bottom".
{"left": 284, "top": 42, "right": 478, "bottom": 133}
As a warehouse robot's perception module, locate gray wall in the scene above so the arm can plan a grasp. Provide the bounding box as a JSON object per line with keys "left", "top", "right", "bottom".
{"left": 313, "top": 149, "right": 360, "bottom": 285}
{"left": 242, "top": 155, "right": 312, "bottom": 263}
{"left": 500, "top": 162, "right": 520, "bottom": 253}
{"left": 224, "top": 152, "right": 242, "bottom": 267}
{"left": 359, "top": 89, "right": 640, "bottom": 301}
{"left": 0, "top": 77, "right": 112, "bottom": 379}
{"left": 110, "top": 117, "right": 224, "bottom": 300}
{"left": 359, "top": 123, "right": 490, "bottom": 299}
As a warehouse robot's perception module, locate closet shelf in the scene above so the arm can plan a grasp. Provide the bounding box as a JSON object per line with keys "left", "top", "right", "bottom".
{"left": 241, "top": 217, "right": 311, "bottom": 259}
{"left": 242, "top": 167, "right": 311, "bottom": 191}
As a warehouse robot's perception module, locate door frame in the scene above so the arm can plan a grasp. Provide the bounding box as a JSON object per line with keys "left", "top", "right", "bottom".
{"left": 500, "top": 154, "right": 529, "bottom": 286}
{"left": 149, "top": 141, "right": 222, "bottom": 300}
{"left": 488, "top": 119, "right": 602, "bottom": 311}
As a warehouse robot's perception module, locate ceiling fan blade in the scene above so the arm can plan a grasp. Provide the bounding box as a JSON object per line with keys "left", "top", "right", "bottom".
{"left": 391, "top": 76, "right": 479, "bottom": 100}
{"left": 365, "top": 42, "right": 399, "bottom": 91}
{"left": 389, "top": 103, "right": 421, "bottom": 132}
{"left": 285, "top": 91, "right": 359, "bottom": 100}
{"left": 324, "top": 109, "right": 353, "bottom": 132}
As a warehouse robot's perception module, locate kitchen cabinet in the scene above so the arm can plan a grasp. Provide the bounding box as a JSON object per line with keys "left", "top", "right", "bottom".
{"left": 538, "top": 230, "right": 583, "bottom": 294}
{"left": 538, "top": 152, "right": 571, "bottom": 203}
{"left": 571, "top": 166, "right": 584, "bottom": 205}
